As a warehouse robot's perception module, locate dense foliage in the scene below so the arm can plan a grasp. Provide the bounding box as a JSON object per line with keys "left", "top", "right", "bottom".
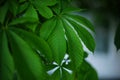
{"left": 75, "top": 0, "right": 120, "bottom": 51}
{"left": 0, "top": 0, "right": 98, "bottom": 80}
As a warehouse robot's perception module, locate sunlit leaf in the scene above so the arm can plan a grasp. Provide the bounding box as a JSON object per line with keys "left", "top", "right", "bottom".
{"left": 8, "top": 30, "right": 46, "bottom": 80}
{"left": 47, "top": 19, "right": 66, "bottom": 64}
{"left": 40, "top": 18, "right": 56, "bottom": 40}
{"left": 9, "top": 5, "right": 38, "bottom": 25}
{"left": 66, "top": 18, "right": 95, "bottom": 52}
{"left": 10, "top": 27, "right": 53, "bottom": 62}
{"left": 0, "top": 1, "right": 98, "bottom": 80}
{"left": 9, "top": 5, "right": 39, "bottom": 31}
{"left": 51, "top": 4, "right": 61, "bottom": 15}
{"left": 9, "top": 17, "right": 38, "bottom": 26}
{"left": 30, "top": 0, "right": 53, "bottom": 19}
{"left": 37, "top": 6, "right": 53, "bottom": 19}
{"left": 62, "top": 7, "right": 82, "bottom": 14}
{"left": 0, "top": 31, "right": 15, "bottom": 80}
{"left": 23, "top": 5, "right": 38, "bottom": 20}
{"left": 61, "top": 68, "right": 74, "bottom": 80}
{"left": 62, "top": 18, "right": 84, "bottom": 69}
{"left": 64, "top": 14, "right": 95, "bottom": 32}
{"left": 49, "top": 68, "right": 61, "bottom": 80}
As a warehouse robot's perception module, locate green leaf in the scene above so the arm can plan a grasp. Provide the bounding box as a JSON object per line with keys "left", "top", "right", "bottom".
{"left": 37, "top": 6, "right": 53, "bottom": 19}
{"left": 115, "top": 26, "right": 120, "bottom": 50}
{"left": 66, "top": 18, "right": 95, "bottom": 52}
{"left": 52, "top": 6, "right": 60, "bottom": 15}
{"left": 0, "top": 30, "right": 2, "bottom": 48}
{"left": 0, "top": 2, "right": 8, "bottom": 24}
{"left": 84, "top": 69, "right": 98, "bottom": 80}
{"left": 61, "top": 68, "right": 74, "bottom": 80}
{"left": 9, "top": 5, "right": 38, "bottom": 25}
{"left": 9, "top": 5, "right": 39, "bottom": 31}
{"left": 23, "top": 5, "right": 38, "bottom": 20}
{"left": 47, "top": 19, "right": 66, "bottom": 64}
{"left": 25, "top": 23, "right": 38, "bottom": 32}
{"left": 17, "top": 2, "right": 29, "bottom": 14}
{"left": 8, "top": 0, "right": 18, "bottom": 16}
{"left": 0, "top": 31, "right": 15, "bottom": 80}
{"left": 64, "top": 14, "right": 95, "bottom": 32}
{"left": 62, "top": 7, "right": 82, "bottom": 14}
{"left": 40, "top": 18, "right": 56, "bottom": 40}
{"left": 30, "top": 0, "right": 53, "bottom": 19}
{"left": 19, "top": 0, "right": 25, "bottom": 3}
{"left": 10, "top": 27, "right": 53, "bottom": 62}
{"left": 62, "top": 19, "right": 84, "bottom": 69}
{"left": 76, "top": 60, "right": 98, "bottom": 80}
{"left": 8, "top": 30, "right": 46, "bottom": 80}
{"left": 67, "top": 0, "right": 72, "bottom": 2}
{"left": 49, "top": 68, "right": 61, "bottom": 80}
{"left": 40, "top": 0, "right": 57, "bottom": 6}
{"left": 9, "top": 17, "right": 38, "bottom": 26}
{"left": 48, "top": 67, "right": 74, "bottom": 80}
{"left": 84, "top": 52, "right": 88, "bottom": 58}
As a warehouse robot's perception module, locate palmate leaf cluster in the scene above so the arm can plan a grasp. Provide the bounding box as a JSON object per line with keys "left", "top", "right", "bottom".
{"left": 0, "top": 0, "right": 98, "bottom": 80}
